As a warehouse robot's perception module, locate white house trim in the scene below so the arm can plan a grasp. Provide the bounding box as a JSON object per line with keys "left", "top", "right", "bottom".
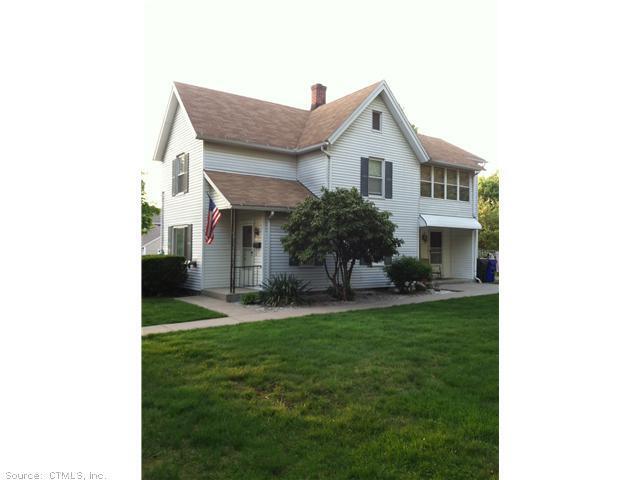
{"left": 203, "top": 172, "right": 232, "bottom": 207}
{"left": 198, "top": 136, "right": 301, "bottom": 156}
{"left": 153, "top": 84, "right": 199, "bottom": 162}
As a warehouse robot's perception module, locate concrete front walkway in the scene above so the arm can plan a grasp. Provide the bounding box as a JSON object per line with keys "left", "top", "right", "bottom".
{"left": 141, "top": 282, "right": 498, "bottom": 336}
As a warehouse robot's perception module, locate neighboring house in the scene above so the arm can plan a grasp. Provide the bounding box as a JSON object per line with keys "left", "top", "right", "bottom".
{"left": 152, "top": 80, "right": 485, "bottom": 293}
{"left": 141, "top": 214, "right": 162, "bottom": 255}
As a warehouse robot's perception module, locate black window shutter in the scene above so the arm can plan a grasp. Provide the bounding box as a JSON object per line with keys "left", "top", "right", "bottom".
{"left": 385, "top": 162, "right": 393, "bottom": 199}
{"left": 168, "top": 226, "right": 174, "bottom": 254}
{"left": 360, "top": 157, "right": 369, "bottom": 196}
{"left": 184, "top": 154, "right": 189, "bottom": 194}
{"left": 185, "top": 225, "right": 192, "bottom": 261}
{"left": 172, "top": 158, "right": 178, "bottom": 196}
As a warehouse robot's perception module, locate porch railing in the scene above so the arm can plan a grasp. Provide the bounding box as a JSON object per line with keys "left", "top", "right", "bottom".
{"left": 234, "top": 265, "right": 262, "bottom": 288}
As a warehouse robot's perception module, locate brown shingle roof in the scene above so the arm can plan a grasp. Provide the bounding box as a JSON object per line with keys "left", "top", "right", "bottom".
{"left": 296, "top": 82, "right": 381, "bottom": 148}
{"left": 175, "top": 81, "right": 381, "bottom": 151}
{"left": 418, "top": 134, "right": 485, "bottom": 170}
{"left": 175, "top": 82, "right": 309, "bottom": 150}
{"left": 175, "top": 81, "right": 485, "bottom": 168}
{"left": 205, "top": 170, "right": 314, "bottom": 210}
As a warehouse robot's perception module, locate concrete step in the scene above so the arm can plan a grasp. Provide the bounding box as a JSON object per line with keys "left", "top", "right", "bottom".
{"left": 202, "top": 287, "right": 259, "bottom": 303}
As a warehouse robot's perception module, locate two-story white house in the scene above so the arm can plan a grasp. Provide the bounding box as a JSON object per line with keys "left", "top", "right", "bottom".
{"left": 152, "top": 80, "right": 485, "bottom": 297}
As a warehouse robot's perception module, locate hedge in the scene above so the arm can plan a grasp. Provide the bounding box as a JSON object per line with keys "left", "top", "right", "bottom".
{"left": 141, "top": 255, "right": 187, "bottom": 296}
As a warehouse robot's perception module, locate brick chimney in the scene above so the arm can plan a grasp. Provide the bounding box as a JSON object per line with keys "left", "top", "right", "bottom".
{"left": 310, "top": 83, "right": 326, "bottom": 110}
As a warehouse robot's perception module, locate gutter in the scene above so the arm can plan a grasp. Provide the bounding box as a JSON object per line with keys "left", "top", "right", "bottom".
{"left": 198, "top": 135, "right": 326, "bottom": 157}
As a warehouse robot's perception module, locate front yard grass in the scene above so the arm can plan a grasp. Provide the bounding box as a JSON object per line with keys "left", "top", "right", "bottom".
{"left": 142, "top": 297, "right": 226, "bottom": 327}
{"left": 143, "top": 294, "right": 498, "bottom": 479}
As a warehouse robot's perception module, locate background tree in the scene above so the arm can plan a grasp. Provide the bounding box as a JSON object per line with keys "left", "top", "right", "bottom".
{"left": 142, "top": 179, "right": 160, "bottom": 235}
{"left": 478, "top": 172, "right": 499, "bottom": 251}
{"left": 282, "top": 188, "right": 403, "bottom": 300}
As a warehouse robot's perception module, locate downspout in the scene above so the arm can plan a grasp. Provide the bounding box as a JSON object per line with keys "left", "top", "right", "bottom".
{"left": 321, "top": 142, "right": 331, "bottom": 190}
{"left": 472, "top": 172, "right": 482, "bottom": 282}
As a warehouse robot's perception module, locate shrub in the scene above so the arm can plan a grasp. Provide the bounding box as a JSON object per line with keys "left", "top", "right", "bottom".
{"left": 384, "top": 256, "right": 432, "bottom": 294}
{"left": 259, "top": 274, "right": 310, "bottom": 307}
{"left": 326, "top": 284, "right": 355, "bottom": 301}
{"left": 241, "top": 292, "right": 261, "bottom": 305}
{"left": 142, "top": 255, "right": 187, "bottom": 296}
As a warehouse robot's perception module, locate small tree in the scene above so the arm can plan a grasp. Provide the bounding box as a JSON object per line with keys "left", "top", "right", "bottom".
{"left": 281, "top": 187, "right": 403, "bottom": 300}
{"left": 478, "top": 172, "right": 499, "bottom": 251}
{"left": 142, "top": 179, "right": 160, "bottom": 235}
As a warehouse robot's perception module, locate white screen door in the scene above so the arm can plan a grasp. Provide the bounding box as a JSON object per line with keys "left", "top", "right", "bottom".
{"left": 241, "top": 225, "right": 254, "bottom": 266}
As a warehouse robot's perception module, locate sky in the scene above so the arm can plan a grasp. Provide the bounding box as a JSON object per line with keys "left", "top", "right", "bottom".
{"left": 144, "top": 0, "right": 495, "bottom": 205}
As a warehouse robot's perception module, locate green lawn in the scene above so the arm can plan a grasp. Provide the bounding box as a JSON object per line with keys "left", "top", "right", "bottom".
{"left": 142, "top": 297, "right": 226, "bottom": 327}
{"left": 142, "top": 294, "right": 498, "bottom": 480}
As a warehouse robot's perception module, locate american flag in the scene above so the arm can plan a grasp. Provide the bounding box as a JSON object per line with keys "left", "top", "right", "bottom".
{"left": 205, "top": 195, "right": 222, "bottom": 245}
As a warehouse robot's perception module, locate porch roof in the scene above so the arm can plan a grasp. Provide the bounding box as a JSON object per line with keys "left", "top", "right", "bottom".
{"left": 204, "top": 170, "right": 315, "bottom": 210}
{"left": 419, "top": 214, "right": 482, "bottom": 230}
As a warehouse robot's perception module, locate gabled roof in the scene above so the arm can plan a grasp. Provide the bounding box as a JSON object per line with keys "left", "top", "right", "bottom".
{"left": 154, "top": 81, "right": 485, "bottom": 170}
{"left": 174, "top": 81, "right": 383, "bottom": 153}
{"left": 175, "top": 82, "right": 309, "bottom": 151}
{"left": 297, "top": 82, "right": 381, "bottom": 148}
{"left": 204, "top": 170, "right": 314, "bottom": 210}
{"left": 418, "top": 135, "right": 486, "bottom": 170}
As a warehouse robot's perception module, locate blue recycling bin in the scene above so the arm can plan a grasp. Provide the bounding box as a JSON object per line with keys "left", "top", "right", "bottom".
{"left": 485, "top": 259, "right": 497, "bottom": 283}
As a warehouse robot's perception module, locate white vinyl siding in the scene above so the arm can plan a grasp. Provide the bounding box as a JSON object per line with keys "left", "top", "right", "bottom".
{"left": 449, "top": 229, "right": 474, "bottom": 279}
{"left": 204, "top": 143, "right": 297, "bottom": 180}
{"left": 267, "top": 213, "right": 329, "bottom": 291}
{"left": 297, "top": 150, "right": 328, "bottom": 196}
{"left": 329, "top": 96, "right": 418, "bottom": 288}
{"left": 160, "top": 103, "right": 203, "bottom": 290}
{"left": 201, "top": 211, "right": 232, "bottom": 289}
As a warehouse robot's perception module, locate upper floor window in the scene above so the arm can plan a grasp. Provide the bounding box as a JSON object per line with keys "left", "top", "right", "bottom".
{"left": 446, "top": 169, "right": 458, "bottom": 200}
{"left": 368, "top": 158, "right": 383, "bottom": 195}
{"left": 434, "top": 167, "right": 445, "bottom": 199}
{"left": 372, "top": 111, "right": 382, "bottom": 131}
{"left": 459, "top": 171, "right": 470, "bottom": 201}
{"left": 420, "top": 165, "right": 432, "bottom": 197}
{"left": 172, "top": 153, "right": 189, "bottom": 196}
{"left": 420, "top": 165, "right": 471, "bottom": 202}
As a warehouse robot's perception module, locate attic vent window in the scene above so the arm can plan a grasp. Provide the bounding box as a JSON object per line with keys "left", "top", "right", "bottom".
{"left": 372, "top": 111, "right": 381, "bottom": 131}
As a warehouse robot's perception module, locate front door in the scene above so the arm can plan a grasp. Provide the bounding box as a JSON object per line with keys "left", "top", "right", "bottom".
{"left": 241, "top": 225, "right": 254, "bottom": 267}
{"left": 430, "top": 231, "right": 443, "bottom": 276}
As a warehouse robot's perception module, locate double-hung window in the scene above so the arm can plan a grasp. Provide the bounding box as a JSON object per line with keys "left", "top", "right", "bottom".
{"left": 446, "top": 169, "right": 458, "bottom": 200}
{"left": 433, "top": 167, "right": 445, "bottom": 199}
{"left": 172, "top": 153, "right": 189, "bottom": 196}
{"left": 372, "top": 111, "right": 382, "bottom": 131}
{"left": 420, "top": 165, "right": 432, "bottom": 197}
{"left": 459, "top": 171, "right": 470, "bottom": 201}
{"left": 168, "top": 224, "right": 192, "bottom": 261}
{"left": 368, "top": 158, "right": 383, "bottom": 196}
